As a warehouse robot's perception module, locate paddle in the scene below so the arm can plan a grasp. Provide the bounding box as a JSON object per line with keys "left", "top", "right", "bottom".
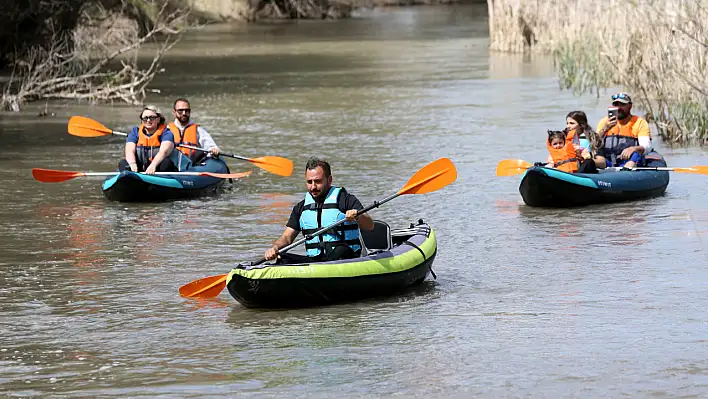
{"left": 177, "top": 144, "right": 293, "bottom": 177}
{"left": 179, "top": 157, "right": 458, "bottom": 299}
{"left": 495, "top": 159, "right": 708, "bottom": 176}
{"left": 496, "top": 159, "right": 534, "bottom": 176}
{"left": 68, "top": 116, "right": 127, "bottom": 137}
{"left": 32, "top": 168, "right": 252, "bottom": 183}
{"left": 67, "top": 116, "right": 294, "bottom": 176}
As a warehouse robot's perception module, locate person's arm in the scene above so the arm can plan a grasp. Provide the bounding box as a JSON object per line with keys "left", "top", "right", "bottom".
{"left": 620, "top": 120, "right": 651, "bottom": 159}
{"left": 596, "top": 116, "right": 614, "bottom": 137}
{"left": 345, "top": 210, "right": 374, "bottom": 231}
{"left": 125, "top": 129, "right": 139, "bottom": 171}
{"left": 125, "top": 143, "right": 138, "bottom": 171}
{"left": 342, "top": 191, "right": 374, "bottom": 231}
{"left": 145, "top": 130, "right": 175, "bottom": 174}
{"left": 265, "top": 203, "right": 303, "bottom": 259}
{"left": 197, "top": 126, "right": 220, "bottom": 156}
{"left": 266, "top": 227, "right": 300, "bottom": 253}
{"left": 636, "top": 119, "right": 652, "bottom": 153}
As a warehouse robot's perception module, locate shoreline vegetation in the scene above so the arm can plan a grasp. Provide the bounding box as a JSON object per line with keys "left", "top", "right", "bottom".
{"left": 487, "top": 0, "right": 708, "bottom": 145}
{"left": 1, "top": 0, "right": 480, "bottom": 112}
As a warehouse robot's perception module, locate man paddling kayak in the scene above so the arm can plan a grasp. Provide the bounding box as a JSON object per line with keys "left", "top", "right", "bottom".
{"left": 265, "top": 157, "right": 374, "bottom": 263}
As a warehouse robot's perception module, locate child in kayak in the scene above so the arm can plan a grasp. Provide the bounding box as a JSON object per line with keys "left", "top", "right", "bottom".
{"left": 545, "top": 130, "right": 598, "bottom": 174}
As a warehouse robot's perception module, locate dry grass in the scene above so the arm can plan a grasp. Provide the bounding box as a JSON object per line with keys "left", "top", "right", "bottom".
{"left": 487, "top": 0, "right": 708, "bottom": 145}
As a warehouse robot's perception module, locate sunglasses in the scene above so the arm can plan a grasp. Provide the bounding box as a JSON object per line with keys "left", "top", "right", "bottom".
{"left": 141, "top": 115, "right": 159, "bottom": 122}
{"left": 175, "top": 108, "right": 191, "bottom": 114}
{"left": 611, "top": 93, "right": 630, "bottom": 100}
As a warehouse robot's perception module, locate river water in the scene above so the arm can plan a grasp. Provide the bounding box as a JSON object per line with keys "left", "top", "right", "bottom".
{"left": 2, "top": 4, "right": 708, "bottom": 397}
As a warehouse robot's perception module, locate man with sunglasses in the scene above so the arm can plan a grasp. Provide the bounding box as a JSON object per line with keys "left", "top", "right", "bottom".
{"left": 168, "top": 98, "right": 221, "bottom": 169}
{"left": 596, "top": 92, "right": 652, "bottom": 169}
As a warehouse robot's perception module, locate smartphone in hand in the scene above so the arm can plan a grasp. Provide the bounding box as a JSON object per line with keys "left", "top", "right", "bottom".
{"left": 608, "top": 107, "right": 619, "bottom": 119}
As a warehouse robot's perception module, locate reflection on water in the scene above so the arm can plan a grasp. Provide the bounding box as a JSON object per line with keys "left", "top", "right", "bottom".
{"left": 1, "top": 3, "right": 708, "bottom": 397}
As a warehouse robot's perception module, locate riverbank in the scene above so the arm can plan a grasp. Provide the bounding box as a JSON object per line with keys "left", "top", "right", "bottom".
{"left": 190, "top": 0, "right": 484, "bottom": 21}
{"left": 487, "top": 0, "right": 708, "bottom": 145}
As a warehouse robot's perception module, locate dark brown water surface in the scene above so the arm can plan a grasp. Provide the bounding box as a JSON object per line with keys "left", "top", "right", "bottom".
{"left": 1, "top": 4, "right": 707, "bottom": 397}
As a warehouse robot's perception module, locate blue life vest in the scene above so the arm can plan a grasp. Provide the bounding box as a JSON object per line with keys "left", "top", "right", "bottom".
{"left": 299, "top": 186, "right": 361, "bottom": 258}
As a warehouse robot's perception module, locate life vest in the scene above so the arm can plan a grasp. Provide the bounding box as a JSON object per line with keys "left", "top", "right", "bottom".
{"left": 135, "top": 123, "right": 170, "bottom": 171}
{"left": 603, "top": 115, "right": 640, "bottom": 166}
{"left": 168, "top": 122, "right": 199, "bottom": 158}
{"left": 299, "top": 186, "right": 361, "bottom": 258}
{"left": 565, "top": 129, "right": 581, "bottom": 147}
{"left": 547, "top": 139, "right": 579, "bottom": 173}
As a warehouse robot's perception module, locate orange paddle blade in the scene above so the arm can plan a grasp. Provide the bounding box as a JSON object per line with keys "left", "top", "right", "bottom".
{"left": 32, "top": 168, "right": 86, "bottom": 183}
{"left": 68, "top": 116, "right": 113, "bottom": 137}
{"left": 179, "top": 274, "right": 228, "bottom": 298}
{"left": 248, "top": 156, "right": 294, "bottom": 177}
{"left": 679, "top": 166, "right": 708, "bottom": 175}
{"left": 397, "top": 158, "right": 457, "bottom": 195}
{"left": 496, "top": 159, "right": 533, "bottom": 176}
{"left": 200, "top": 171, "right": 252, "bottom": 179}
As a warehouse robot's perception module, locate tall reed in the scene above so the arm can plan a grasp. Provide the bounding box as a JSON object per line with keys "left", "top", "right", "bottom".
{"left": 487, "top": 0, "right": 708, "bottom": 145}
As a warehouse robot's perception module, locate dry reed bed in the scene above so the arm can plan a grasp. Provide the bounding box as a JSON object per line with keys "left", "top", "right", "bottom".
{"left": 487, "top": 0, "right": 708, "bottom": 145}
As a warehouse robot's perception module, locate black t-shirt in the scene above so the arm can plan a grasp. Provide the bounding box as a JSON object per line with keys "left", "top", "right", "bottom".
{"left": 286, "top": 187, "right": 364, "bottom": 232}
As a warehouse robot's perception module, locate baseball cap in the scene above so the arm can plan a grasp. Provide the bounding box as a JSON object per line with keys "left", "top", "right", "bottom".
{"left": 611, "top": 92, "right": 632, "bottom": 104}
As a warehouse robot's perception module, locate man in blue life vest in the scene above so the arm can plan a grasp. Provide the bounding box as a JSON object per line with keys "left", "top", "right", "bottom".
{"left": 264, "top": 157, "right": 374, "bottom": 263}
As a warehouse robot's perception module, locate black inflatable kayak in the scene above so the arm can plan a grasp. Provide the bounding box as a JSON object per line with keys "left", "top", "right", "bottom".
{"left": 226, "top": 221, "right": 437, "bottom": 308}
{"left": 102, "top": 158, "right": 235, "bottom": 202}
{"left": 519, "top": 152, "right": 670, "bottom": 207}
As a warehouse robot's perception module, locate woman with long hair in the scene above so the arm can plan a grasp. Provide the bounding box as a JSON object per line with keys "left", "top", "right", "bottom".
{"left": 565, "top": 110, "right": 607, "bottom": 170}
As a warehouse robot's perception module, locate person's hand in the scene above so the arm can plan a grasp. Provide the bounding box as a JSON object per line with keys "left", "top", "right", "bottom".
{"left": 129, "top": 162, "right": 138, "bottom": 172}
{"left": 145, "top": 164, "right": 157, "bottom": 175}
{"left": 603, "top": 116, "right": 618, "bottom": 132}
{"left": 210, "top": 147, "right": 221, "bottom": 156}
{"left": 345, "top": 210, "right": 358, "bottom": 222}
{"left": 623, "top": 161, "right": 637, "bottom": 170}
{"left": 619, "top": 146, "right": 637, "bottom": 160}
{"left": 581, "top": 149, "right": 591, "bottom": 160}
{"left": 546, "top": 155, "right": 553, "bottom": 164}
{"left": 264, "top": 244, "right": 279, "bottom": 260}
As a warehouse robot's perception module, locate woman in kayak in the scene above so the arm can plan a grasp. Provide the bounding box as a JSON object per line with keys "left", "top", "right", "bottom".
{"left": 545, "top": 130, "right": 598, "bottom": 174}
{"left": 565, "top": 111, "right": 606, "bottom": 170}
{"left": 118, "top": 105, "right": 179, "bottom": 174}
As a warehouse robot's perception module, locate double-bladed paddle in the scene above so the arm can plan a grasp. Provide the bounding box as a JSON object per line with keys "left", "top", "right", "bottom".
{"left": 67, "top": 116, "right": 294, "bottom": 177}
{"left": 178, "top": 157, "right": 458, "bottom": 299}
{"left": 495, "top": 159, "right": 708, "bottom": 176}
{"left": 31, "top": 168, "right": 252, "bottom": 183}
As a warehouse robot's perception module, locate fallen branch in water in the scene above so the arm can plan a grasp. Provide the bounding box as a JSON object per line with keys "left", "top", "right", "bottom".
{"left": 1, "top": 0, "right": 189, "bottom": 112}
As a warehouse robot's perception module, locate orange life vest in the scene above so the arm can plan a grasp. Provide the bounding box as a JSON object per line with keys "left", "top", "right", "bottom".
{"left": 136, "top": 123, "right": 168, "bottom": 170}
{"left": 168, "top": 122, "right": 199, "bottom": 159}
{"left": 547, "top": 140, "right": 579, "bottom": 173}
{"left": 565, "top": 128, "right": 580, "bottom": 146}
{"left": 604, "top": 116, "right": 639, "bottom": 166}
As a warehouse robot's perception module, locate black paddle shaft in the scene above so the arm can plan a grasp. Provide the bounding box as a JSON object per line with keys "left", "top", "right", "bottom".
{"left": 177, "top": 144, "right": 246, "bottom": 161}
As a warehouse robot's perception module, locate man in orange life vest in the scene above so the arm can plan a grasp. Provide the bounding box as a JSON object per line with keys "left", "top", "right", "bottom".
{"left": 119, "top": 105, "right": 178, "bottom": 174}
{"left": 168, "top": 98, "right": 221, "bottom": 170}
{"left": 596, "top": 92, "right": 653, "bottom": 169}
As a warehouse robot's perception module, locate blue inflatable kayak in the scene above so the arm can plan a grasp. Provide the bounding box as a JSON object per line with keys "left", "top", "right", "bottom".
{"left": 103, "top": 158, "right": 234, "bottom": 202}
{"left": 519, "top": 152, "right": 670, "bottom": 207}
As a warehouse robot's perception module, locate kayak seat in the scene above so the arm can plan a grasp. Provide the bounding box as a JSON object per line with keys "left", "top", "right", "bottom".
{"left": 359, "top": 220, "right": 392, "bottom": 256}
